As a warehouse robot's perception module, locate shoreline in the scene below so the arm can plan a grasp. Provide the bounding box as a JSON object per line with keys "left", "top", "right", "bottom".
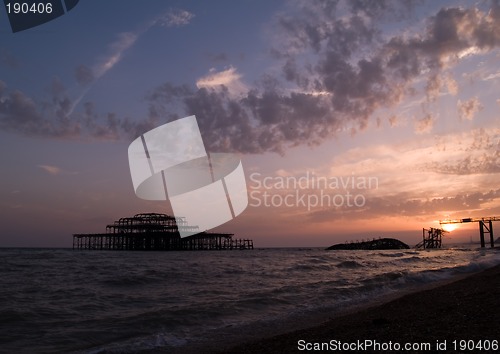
{"left": 143, "top": 254, "right": 500, "bottom": 354}
{"left": 211, "top": 263, "right": 500, "bottom": 353}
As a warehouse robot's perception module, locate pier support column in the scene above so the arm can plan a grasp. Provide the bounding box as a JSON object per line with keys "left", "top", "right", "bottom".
{"left": 489, "top": 220, "right": 494, "bottom": 248}
{"left": 478, "top": 221, "right": 494, "bottom": 248}
{"left": 479, "top": 221, "right": 485, "bottom": 248}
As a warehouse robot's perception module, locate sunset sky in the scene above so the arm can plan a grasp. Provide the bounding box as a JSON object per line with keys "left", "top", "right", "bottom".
{"left": 1, "top": 0, "right": 499, "bottom": 247}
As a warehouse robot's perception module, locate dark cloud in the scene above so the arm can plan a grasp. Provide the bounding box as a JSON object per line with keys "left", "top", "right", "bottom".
{"left": 471, "top": 0, "right": 500, "bottom": 48}
{"left": 276, "top": 3, "right": 378, "bottom": 57}
{"left": 119, "top": 115, "right": 159, "bottom": 139}
{"left": 384, "top": 4, "right": 500, "bottom": 70}
{"left": 282, "top": 58, "right": 310, "bottom": 89}
{"left": 146, "top": 83, "right": 336, "bottom": 154}
{"left": 0, "top": 88, "right": 81, "bottom": 138}
{"left": 0, "top": 80, "right": 156, "bottom": 141}
{"left": 144, "top": 1, "right": 499, "bottom": 154}
{"left": 347, "top": 0, "right": 424, "bottom": 21}
{"left": 2, "top": 1, "right": 499, "bottom": 152}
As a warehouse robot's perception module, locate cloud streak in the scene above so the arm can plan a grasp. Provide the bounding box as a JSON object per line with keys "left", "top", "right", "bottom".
{"left": 68, "top": 27, "right": 146, "bottom": 116}
{"left": 93, "top": 32, "right": 140, "bottom": 79}
{"left": 0, "top": 8, "right": 196, "bottom": 140}
{"left": 80, "top": 7, "right": 195, "bottom": 86}
{"left": 196, "top": 67, "right": 247, "bottom": 97}
{"left": 38, "top": 164, "right": 77, "bottom": 175}
{"left": 158, "top": 8, "right": 195, "bottom": 27}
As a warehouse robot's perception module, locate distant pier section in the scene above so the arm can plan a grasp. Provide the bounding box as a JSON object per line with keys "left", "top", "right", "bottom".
{"left": 73, "top": 213, "right": 253, "bottom": 251}
{"left": 326, "top": 238, "right": 410, "bottom": 250}
{"left": 440, "top": 216, "right": 499, "bottom": 248}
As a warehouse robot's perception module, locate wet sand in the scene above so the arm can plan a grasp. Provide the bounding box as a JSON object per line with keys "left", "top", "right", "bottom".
{"left": 215, "top": 264, "right": 500, "bottom": 353}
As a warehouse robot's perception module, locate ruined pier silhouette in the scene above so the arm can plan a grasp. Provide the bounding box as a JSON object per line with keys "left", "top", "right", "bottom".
{"left": 416, "top": 228, "right": 444, "bottom": 249}
{"left": 73, "top": 213, "right": 253, "bottom": 251}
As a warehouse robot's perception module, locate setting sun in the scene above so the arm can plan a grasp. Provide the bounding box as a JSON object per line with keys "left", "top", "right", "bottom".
{"left": 442, "top": 224, "right": 459, "bottom": 232}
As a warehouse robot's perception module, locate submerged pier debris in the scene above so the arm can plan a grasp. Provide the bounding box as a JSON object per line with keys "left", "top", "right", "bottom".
{"left": 73, "top": 213, "right": 253, "bottom": 251}
{"left": 326, "top": 238, "right": 410, "bottom": 250}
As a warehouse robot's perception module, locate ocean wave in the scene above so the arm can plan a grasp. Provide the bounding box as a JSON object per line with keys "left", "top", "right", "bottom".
{"left": 287, "top": 262, "right": 335, "bottom": 272}
{"left": 81, "top": 332, "right": 189, "bottom": 354}
{"left": 336, "top": 260, "right": 365, "bottom": 268}
{"left": 2, "top": 248, "right": 500, "bottom": 354}
{"left": 360, "top": 270, "right": 407, "bottom": 285}
{"left": 98, "top": 274, "right": 160, "bottom": 287}
{"left": 398, "top": 256, "right": 424, "bottom": 263}
{"left": 376, "top": 252, "right": 405, "bottom": 258}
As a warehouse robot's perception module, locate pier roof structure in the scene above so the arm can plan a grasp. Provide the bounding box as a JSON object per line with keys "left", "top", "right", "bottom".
{"left": 73, "top": 213, "right": 253, "bottom": 251}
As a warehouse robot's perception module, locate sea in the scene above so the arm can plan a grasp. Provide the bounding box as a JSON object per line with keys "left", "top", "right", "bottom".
{"left": 1, "top": 247, "right": 499, "bottom": 353}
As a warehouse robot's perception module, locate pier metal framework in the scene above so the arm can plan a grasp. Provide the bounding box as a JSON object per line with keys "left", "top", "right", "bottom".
{"left": 439, "top": 217, "right": 499, "bottom": 248}
{"left": 416, "top": 228, "right": 445, "bottom": 249}
{"left": 105, "top": 213, "right": 199, "bottom": 235}
{"left": 73, "top": 213, "right": 253, "bottom": 251}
